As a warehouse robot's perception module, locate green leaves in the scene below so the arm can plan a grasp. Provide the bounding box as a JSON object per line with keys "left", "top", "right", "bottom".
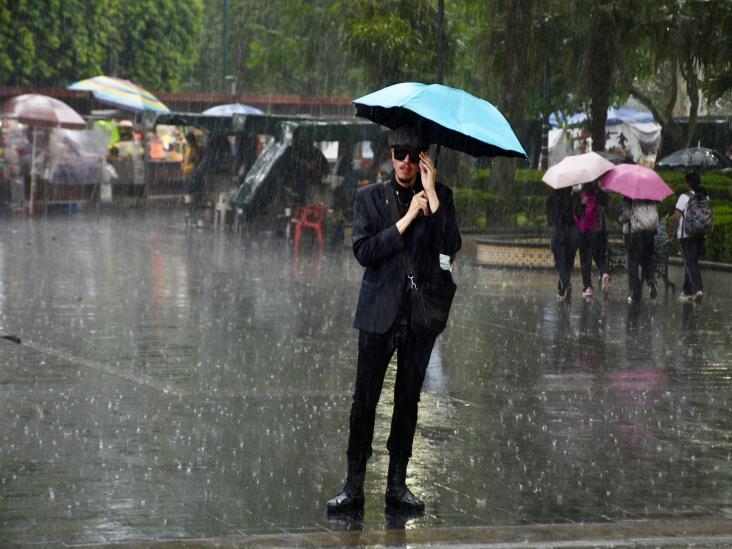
{"left": 0, "top": 0, "right": 202, "bottom": 91}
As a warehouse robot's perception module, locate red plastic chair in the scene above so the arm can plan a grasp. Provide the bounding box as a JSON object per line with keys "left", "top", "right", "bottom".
{"left": 292, "top": 203, "right": 328, "bottom": 256}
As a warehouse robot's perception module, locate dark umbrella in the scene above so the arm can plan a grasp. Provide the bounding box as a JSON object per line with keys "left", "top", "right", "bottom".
{"left": 656, "top": 147, "right": 724, "bottom": 170}
{"left": 353, "top": 82, "right": 527, "bottom": 159}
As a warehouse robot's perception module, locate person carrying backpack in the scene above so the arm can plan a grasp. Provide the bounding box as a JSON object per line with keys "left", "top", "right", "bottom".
{"left": 668, "top": 172, "right": 712, "bottom": 303}
{"left": 574, "top": 181, "right": 611, "bottom": 299}
{"left": 620, "top": 197, "right": 660, "bottom": 303}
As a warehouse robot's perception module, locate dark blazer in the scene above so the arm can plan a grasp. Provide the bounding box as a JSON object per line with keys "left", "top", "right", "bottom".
{"left": 352, "top": 176, "right": 461, "bottom": 334}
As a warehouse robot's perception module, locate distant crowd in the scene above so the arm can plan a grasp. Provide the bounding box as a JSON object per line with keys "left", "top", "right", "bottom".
{"left": 547, "top": 172, "right": 712, "bottom": 304}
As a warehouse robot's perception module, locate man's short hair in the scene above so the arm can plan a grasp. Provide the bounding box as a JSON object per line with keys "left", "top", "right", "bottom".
{"left": 387, "top": 125, "right": 429, "bottom": 150}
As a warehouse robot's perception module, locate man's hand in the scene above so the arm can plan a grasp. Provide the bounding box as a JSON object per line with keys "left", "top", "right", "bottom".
{"left": 419, "top": 151, "right": 440, "bottom": 213}
{"left": 396, "top": 191, "right": 429, "bottom": 234}
{"left": 419, "top": 151, "right": 436, "bottom": 193}
{"left": 410, "top": 190, "right": 429, "bottom": 218}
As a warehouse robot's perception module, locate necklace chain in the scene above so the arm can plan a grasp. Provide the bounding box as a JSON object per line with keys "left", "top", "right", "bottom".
{"left": 394, "top": 185, "right": 414, "bottom": 207}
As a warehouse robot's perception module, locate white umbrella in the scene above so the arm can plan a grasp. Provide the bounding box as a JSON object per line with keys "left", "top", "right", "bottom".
{"left": 542, "top": 152, "right": 615, "bottom": 189}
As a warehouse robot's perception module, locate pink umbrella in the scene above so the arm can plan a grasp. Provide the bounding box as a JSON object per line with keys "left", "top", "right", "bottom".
{"left": 542, "top": 151, "right": 615, "bottom": 189}
{"left": 600, "top": 164, "right": 674, "bottom": 202}
{"left": 2, "top": 94, "right": 87, "bottom": 214}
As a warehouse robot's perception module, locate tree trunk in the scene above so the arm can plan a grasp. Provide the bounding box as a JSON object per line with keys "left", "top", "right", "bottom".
{"left": 487, "top": 0, "right": 534, "bottom": 198}
{"left": 584, "top": 11, "right": 616, "bottom": 152}
{"left": 629, "top": 56, "right": 701, "bottom": 154}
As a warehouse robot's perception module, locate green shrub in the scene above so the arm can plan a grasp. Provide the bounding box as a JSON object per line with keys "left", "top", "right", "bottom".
{"left": 706, "top": 204, "right": 732, "bottom": 262}
{"left": 453, "top": 188, "right": 499, "bottom": 228}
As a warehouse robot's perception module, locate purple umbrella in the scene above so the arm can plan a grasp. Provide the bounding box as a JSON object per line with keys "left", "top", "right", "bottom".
{"left": 600, "top": 164, "right": 674, "bottom": 202}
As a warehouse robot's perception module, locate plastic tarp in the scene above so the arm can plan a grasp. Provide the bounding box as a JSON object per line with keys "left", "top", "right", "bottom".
{"left": 231, "top": 119, "right": 387, "bottom": 214}
{"left": 547, "top": 121, "right": 661, "bottom": 167}
{"left": 549, "top": 106, "right": 655, "bottom": 128}
{"left": 231, "top": 140, "right": 290, "bottom": 209}
{"left": 43, "top": 128, "right": 109, "bottom": 185}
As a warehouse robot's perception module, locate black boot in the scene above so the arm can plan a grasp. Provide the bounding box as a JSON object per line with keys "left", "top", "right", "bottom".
{"left": 384, "top": 457, "right": 424, "bottom": 512}
{"left": 327, "top": 458, "right": 366, "bottom": 513}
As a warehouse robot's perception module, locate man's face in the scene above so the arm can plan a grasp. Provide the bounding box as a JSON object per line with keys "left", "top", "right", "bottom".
{"left": 391, "top": 146, "right": 421, "bottom": 184}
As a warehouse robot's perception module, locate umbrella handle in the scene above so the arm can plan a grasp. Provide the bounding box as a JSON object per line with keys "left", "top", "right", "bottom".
{"left": 434, "top": 144, "right": 442, "bottom": 169}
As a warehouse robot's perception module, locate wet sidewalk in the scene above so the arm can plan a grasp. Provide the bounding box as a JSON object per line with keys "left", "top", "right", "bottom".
{"left": 1, "top": 210, "right": 731, "bottom": 547}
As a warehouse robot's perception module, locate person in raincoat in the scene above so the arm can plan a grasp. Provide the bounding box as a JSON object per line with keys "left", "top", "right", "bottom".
{"left": 327, "top": 126, "right": 461, "bottom": 515}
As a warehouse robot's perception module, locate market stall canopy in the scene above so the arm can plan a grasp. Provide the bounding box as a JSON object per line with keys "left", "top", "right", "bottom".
{"left": 154, "top": 112, "right": 386, "bottom": 142}
{"left": 68, "top": 75, "right": 169, "bottom": 113}
{"left": 154, "top": 111, "right": 291, "bottom": 135}
{"left": 549, "top": 104, "right": 654, "bottom": 128}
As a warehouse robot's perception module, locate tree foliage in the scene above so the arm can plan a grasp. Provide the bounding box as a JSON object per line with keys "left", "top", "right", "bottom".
{"left": 0, "top": 0, "right": 202, "bottom": 91}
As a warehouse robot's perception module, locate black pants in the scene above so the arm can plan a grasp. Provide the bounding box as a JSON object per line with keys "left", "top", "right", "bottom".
{"left": 681, "top": 236, "right": 705, "bottom": 294}
{"left": 550, "top": 226, "right": 579, "bottom": 293}
{"left": 625, "top": 230, "right": 655, "bottom": 301}
{"left": 578, "top": 230, "right": 608, "bottom": 290}
{"left": 346, "top": 320, "right": 437, "bottom": 464}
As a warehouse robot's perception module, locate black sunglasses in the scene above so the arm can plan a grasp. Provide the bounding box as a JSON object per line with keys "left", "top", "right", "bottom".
{"left": 392, "top": 147, "right": 424, "bottom": 162}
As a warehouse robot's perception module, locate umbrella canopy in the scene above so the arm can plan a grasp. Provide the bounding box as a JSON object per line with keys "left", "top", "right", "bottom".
{"left": 68, "top": 75, "right": 169, "bottom": 113}
{"left": 202, "top": 103, "right": 264, "bottom": 116}
{"left": 541, "top": 152, "right": 615, "bottom": 189}
{"left": 656, "top": 147, "right": 724, "bottom": 170}
{"left": 353, "top": 82, "right": 527, "bottom": 159}
{"left": 2, "top": 94, "right": 86, "bottom": 129}
{"left": 600, "top": 164, "right": 674, "bottom": 202}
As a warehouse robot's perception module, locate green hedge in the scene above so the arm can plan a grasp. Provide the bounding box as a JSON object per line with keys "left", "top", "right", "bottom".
{"left": 453, "top": 188, "right": 499, "bottom": 229}
{"left": 708, "top": 204, "right": 732, "bottom": 263}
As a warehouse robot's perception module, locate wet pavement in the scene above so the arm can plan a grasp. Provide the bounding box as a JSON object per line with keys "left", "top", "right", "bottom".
{"left": 1, "top": 209, "right": 732, "bottom": 547}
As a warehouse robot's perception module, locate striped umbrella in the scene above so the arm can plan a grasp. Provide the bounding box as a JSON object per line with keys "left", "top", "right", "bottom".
{"left": 68, "top": 75, "right": 169, "bottom": 113}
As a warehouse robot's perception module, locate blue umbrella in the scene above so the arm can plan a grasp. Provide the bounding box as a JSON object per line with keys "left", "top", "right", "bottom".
{"left": 202, "top": 103, "right": 264, "bottom": 116}
{"left": 353, "top": 82, "right": 527, "bottom": 159}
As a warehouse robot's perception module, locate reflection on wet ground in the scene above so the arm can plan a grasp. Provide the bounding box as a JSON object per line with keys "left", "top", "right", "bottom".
{"left": 0, "top": 210, "right": 731, "bottom": 545}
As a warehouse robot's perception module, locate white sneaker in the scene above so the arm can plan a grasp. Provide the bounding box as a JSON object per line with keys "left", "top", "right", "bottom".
{"left": 678, "top": 293, "right": 694, "bottom": 303}
{"left": 582, "top": 287, "right": 593, "bottom": 299}
{"left": 694, "top": 291, "right": 704, "bottom": 303}
{"left": 601, "top": 273, "right": 611, "bottom": 295}
{"left": 627, "top": 296, "right": 634, "bottom": 304}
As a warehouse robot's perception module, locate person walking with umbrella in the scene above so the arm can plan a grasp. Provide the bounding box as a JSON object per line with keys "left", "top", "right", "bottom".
{"left": 600, "top": 164, "right": 675, "bottom": 303}
{"left": 546, "top": 186, "right": 579, "bottom": 300}
{"left": 326, "top": 126, "right": 461, "bottom": 515}
{"left": 619, "top": 197, "right": 659, "bottom": 303}
{"left": 574, "top": 181, "right": 611, "bottom": 299}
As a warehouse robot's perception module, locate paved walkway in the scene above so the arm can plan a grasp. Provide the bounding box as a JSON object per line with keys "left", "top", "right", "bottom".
{"left": 0, "top": 210, "right": 731, "bottom": 547}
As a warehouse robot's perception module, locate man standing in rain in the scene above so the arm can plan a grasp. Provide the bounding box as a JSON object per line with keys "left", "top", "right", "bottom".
{"left": 327, "top": 126, "right": 461, "bottom": 514}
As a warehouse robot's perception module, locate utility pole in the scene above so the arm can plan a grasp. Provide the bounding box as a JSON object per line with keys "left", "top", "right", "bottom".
{"left": 222, "top": 0, "right": 229, "bottom": 93}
